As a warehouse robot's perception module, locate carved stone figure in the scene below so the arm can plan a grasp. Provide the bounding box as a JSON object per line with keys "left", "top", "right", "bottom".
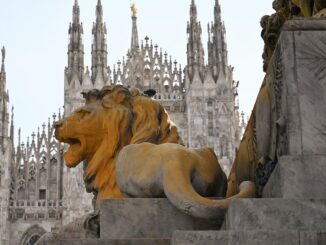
{"left": 261, "top": 0, "right": 290, "bottom": 72}
{"left": 54, "top": 85, "right": 256, "bottom": 219}
{"left": 290, "top": 0, "right": 326, "bottom": 16}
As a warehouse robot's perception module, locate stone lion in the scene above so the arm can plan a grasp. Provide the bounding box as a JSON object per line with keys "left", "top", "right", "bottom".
{"left": 55, "top": 85, "right": 255, "bottom": 219}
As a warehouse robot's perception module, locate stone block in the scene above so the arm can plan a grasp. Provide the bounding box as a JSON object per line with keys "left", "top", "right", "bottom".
{"left": 100, "top": 198, "right": 222, "bottom": 240}
{"left": 277, "top": 20, "right": 326, "bottom": 156}
{"left": 263, "top": 155, "right": 326, "bottom": 198}
{"left": 172, "top": 230, "right": 326, "bottom": 245}
{"left": 224, "top": 199, "right": 326, "bottom": 231}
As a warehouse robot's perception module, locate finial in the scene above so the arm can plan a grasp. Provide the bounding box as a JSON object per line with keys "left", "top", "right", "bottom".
{"left": 18, "top": 128, "right": 21, "bottom": 146}
{"left": 131, "top": 3, "right": 137, "bottom": 18}
{"left": 1, "top": 46, "right": 5, "bottom": 63}
{"left": 11, "top": 106, "right": 14, "bottom": 123}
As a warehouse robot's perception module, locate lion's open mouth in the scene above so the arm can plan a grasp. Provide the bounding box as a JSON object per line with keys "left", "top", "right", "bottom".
{"left": 62, "top": 137, "right": 86, "bottom": 167}
{"left": 65, "top": 138, "right": 82, "bottom": 154}
{"left": 64, "top": 138, "right": 81, "bottom": 145}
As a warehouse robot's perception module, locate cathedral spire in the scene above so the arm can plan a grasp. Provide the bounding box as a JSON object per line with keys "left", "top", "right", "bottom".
{"left": 214, "top": 0, "right": 221, "bottom": 23}
{"left": 186, "top": 0, "right": 205, "bottom": 83}
{"left": 91, "top": 0, "right": 109, "bottom": 87}
{"left": 96, "top": 0, "right": 103, "bottom": 23}
{"left": 10, "top": 106, "right": 14, "bottom": 142}
{"left": 207, "top": 0, "right": 228, "bottom": 81}
{"left": 65, "top": 0, "right": 84, "bottom": 84}
{"left": 130, "top": 3, "right": 140, "bottom": 53}
{"left": 190, "top": 0, "right": 197, "bottom": 22}
{"left": 1, "top": 46, "right": 6, "bottom": 100}
{"left": 0, "top": 46, "right": 9, "bottom": 143}
{"left": 1, "top": 46, "right": 5, "bottom": 79}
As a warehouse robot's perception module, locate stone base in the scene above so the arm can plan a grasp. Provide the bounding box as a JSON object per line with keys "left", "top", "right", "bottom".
{"left": 100, "top": 198, "right": 222, "bottom": 240}
{"left": 263, "top": 155, "right": 326, "bottom": 199}
{"left": 224, "top": 198, "right": 326, "bottom": 231}
{"left": 172, "top": 230, "right": 326, "bottom": 245}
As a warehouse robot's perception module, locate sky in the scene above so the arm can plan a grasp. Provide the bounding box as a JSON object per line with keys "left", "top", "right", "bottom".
{"left": 0, "top": 0, "right": 273, "bottom": 143}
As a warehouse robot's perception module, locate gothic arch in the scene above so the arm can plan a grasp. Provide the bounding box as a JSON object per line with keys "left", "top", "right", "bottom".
{"left": 19, "top": 224, "right": 47, "bottom": 245}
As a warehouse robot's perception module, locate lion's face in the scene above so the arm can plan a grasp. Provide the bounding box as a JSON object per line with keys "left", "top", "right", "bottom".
{"left": 55, "top": 101, "right": 108, "bottom": 168}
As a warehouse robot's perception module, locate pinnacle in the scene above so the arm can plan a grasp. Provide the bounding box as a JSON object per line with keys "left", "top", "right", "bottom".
{"left": 1, "top": 46, "right": 5, "bottom": 63}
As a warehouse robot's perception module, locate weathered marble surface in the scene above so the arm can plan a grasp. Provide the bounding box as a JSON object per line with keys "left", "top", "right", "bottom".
{"left": 277, "top": 20, "right": 326, "bottom": 156}
{"left": 224, "top": 199, "right": 326, "bottom": 231}
{"left": 263, "top": 155, "right": 326, "bottom": 198}
{"left": 100, "top": 198, "right": 222, "bottom": 240}
{"left": 172, "top": 230, "right": 326, "bottom": 245}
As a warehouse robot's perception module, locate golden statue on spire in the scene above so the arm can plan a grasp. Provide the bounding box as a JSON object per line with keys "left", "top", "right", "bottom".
{"left": 131, "top": 3, "right": 137, "bottom": 17}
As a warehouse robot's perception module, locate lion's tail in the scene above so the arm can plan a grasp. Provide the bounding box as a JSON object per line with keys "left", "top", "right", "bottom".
{"left": 163, "top": 168, "right": 256, "bottom": 219}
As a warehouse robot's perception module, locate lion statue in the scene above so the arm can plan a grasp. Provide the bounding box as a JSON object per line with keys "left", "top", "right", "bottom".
{"left": 54, "top": 85, "right": 255, "bottom": 219}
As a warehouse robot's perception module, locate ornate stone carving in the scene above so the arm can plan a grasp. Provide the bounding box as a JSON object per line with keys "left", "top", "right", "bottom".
{"left": 273, "top": 47, "right": 288, "bottom": 159}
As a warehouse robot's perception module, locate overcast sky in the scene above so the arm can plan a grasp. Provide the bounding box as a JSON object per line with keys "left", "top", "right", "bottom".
{"left": 0, "top": 0, "right": 273, "bottom": 143}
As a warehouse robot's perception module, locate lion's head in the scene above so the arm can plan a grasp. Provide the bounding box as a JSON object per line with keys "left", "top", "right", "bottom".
{"left": 55, "top": 85, "right": 183, "bottom": 199}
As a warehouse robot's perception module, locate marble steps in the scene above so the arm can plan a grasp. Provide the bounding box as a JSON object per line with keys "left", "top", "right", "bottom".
{"left": 40, "top": 238, "right": 170, "bottom": 245}
{"left": 171, "top": 230, "right": 326, "bottom": 245}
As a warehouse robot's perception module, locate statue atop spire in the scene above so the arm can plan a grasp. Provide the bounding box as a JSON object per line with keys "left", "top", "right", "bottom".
{"left": 96, "top": 0, "right": 103, "bottom": 22}
{"left": 1, "top": 46, "right": 5, "bottom": 64}
{"left": 131, "top": 3, "right": 137, "bottom": 18}
{"left": 130, "top": 3, "right": 139, "bottom": 53}
{"left": 190, "top": 0, "right": 197, "bottom": 22}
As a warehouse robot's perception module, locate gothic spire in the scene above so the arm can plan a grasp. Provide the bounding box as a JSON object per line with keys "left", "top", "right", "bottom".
{"left": 1, "top": 46, "right": 5, "bottom": 80}
{"left": 1, "top": 46, "right": 6, "bottom": 99}
{"left": 65, "top": 0, "right": 84, "bottom": 84}
{"left": 190, "top": 0, "right": 197, "bottom": 22}
{"left": 96, "top": 0, "right": 103, "bottom": 23}
{"left": 186, "top": 0, "right": 205, "bottom": 83}
{"left": 130, "top": 3, "right": 140, "bottom": 54}
{"left": 214, "top": 0, "right": 221, "bottom": 23}
{"left": 207, "top": 0, "right": 228, "bottom": 80}
{"left": 10, "top": 106, "right": 14, "bottom": 142}
{"left": 91, "top": 0, "right": 108, "bottom": 86}
{"left": 0, "top": 46, "right": 9, "bottom": 143}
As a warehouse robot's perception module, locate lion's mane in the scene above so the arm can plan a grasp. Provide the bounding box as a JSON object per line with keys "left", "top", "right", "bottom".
{"left": 83, "top": 85, "right": 184, "bottom": 199}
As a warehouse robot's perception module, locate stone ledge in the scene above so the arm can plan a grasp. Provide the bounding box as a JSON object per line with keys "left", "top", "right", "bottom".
{"left": 172, "top": 230, "right": 326, "bottom": 245}
{"left": 100, "top": 198, "right": 222, "bottom": 239}
{"left": 282, "top": 19, "right": 326, "bottom": 31}
{"left": 224, "top": 199, "right": 326, "bottom": 231}
{"left": 37, "top": 238, "right": 170, "bottom": 245}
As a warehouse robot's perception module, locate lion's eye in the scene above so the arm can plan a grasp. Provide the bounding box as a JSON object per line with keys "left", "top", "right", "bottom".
{"left": 75, "top": 109, "right": 91, "bottom": 121}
